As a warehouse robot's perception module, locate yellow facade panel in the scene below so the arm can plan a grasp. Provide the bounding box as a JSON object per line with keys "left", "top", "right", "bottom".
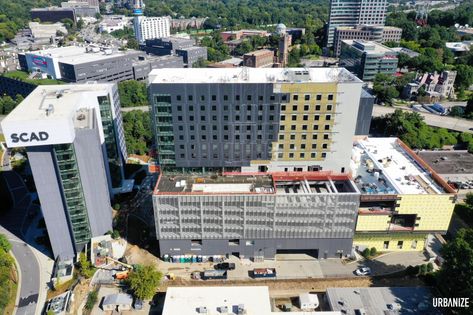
{"left": 354, "top": 233, "right": 427, "bottom": 252}
{"left": 356, "top": 215, "right": 390, "bottom": 231}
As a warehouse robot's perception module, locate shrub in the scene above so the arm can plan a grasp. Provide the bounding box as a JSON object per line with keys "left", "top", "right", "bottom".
{"left": 370, "top": 247, "right": 377, "bottom": 257}
{"left": 362, "top": 248, "right": 371, "bottom": 258}
{"left": 113, "top": 203, "right": 121, "bottom": 210}
{"left": 85, "top": 289, "right": 98, "bottom": 310}
{"left": 427, "top": 262, "right": 434, "bottom": 273}
{"left": 419, "top": 264, "right": 428, "bottom": 275}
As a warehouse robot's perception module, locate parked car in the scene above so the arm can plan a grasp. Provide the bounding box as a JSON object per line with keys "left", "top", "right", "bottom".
{"left": 355, "top": 267, "right": 371, "bottom": 276}
{"left": 203, "top": 270, "right": 227, "bottom": 280}
{"left": 214, "top": 262, "right": 235, "bottom": 270}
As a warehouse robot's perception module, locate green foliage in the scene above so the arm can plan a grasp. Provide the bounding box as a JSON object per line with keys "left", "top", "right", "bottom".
{"left": 126, "top": 38, "right": 139, "bottom": 50}
{"left": 0, "top": 244, "right": 14, "bottom": 313}
{"left": 466, "top": 192, "right": 473, "bottom": 209}
{"left": 78, "top": 252, "right": 95, "bottom": 279}
{"left": 144, "top": 0, "right": 328, "bottom": 30}
{"left": 427, "top": 262, "right": 434, "bottom": 273}
{"left": 200, "top": 32, "right": 230, "bottom": 62}
{"left": 362, "top": 248, "right": 370, "bottom": 258}
{"left": 127, "top": 265, "right": 162, "bottom": 300}
{"left": 113, "top": 203, "right": 121, "bottom": 211}
{"left": 192, "top": 58, "right": 209, "bottom": 68}
{"left": 3, "top": 71, "right": 64, "bottom": 85}
{"left": 0, "top": 94, "right": 23, "bottom": 115}
{"left": 370, "top": 247, "right": 377, "bottom": 257}
{"left": 110, "top": 27, "right": 135, "bottom": 39}
{"left": 419, "top": 263, "right": 428, "bottom": 275}
{"left": 437, "top": 228, "right": 473, "bottom": 307}
{"left": 118, "top": 80, "right": 148, "bottom": 107}
{"left": 0, "top": 235, "right": 11, "bottom": 252}
{"left": 85, "top": 289, "right": 98, "bottom": 310}
{"left": 122, "top": 110, "right": 153, "bottom": 155}
{"left": 371, "top": 109, "right": 459, "bottom": 149}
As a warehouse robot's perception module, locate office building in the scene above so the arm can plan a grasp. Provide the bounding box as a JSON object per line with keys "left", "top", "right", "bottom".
{"left": 148, "top": 67, "right": 364, "bottom": 174}
{"left": 31, "top": 7, "right": 76, "bottom": 24}
{"left": 355, "top": 89, "right": 375, "bottom": 135}
{"left": 339, "top": 40, "right": 398, "bottom": 81}
{"left": 61, "top": 1, "right": 99, "bottom": 17}
{"left": 99, "top": 15, "right": 128, "bottom": 33}
{"left": 351, "top": 137, "right": 456, "bottom": 252}
{"left": 154, "top": 171, "right": 360, "bottom": 259}
{"left": 20, "top": 45, "right": 178, "bottom": 83}
{"left": 133, "top": 16, "right": 170, "bottom": 43}
{"left": 326, "top": 0, "right": 388, "bottom": 48}
{"left": 1, "top": 84, "right": 129, "bottom": 259}
{"left": 333, "top": 25, "right": 402, "bottom": 56}
{"left": 141, "top": 36, "right": 195, "bottom": 56}
{"left": 132, "top": 55, "right": 184, "bottom": 80}
{"left": 243, "top": 49, "right": 274, "bottom": 68}
{"left": 175, "top": 46, "right": 208, "bottom": 68}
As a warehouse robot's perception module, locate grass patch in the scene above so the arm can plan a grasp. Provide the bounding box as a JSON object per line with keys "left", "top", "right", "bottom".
{"left": 3, "top": 71, "right": 64, "bottom": 86}
{"left": 2, "top": 264, "right": 18, "bottom": 315}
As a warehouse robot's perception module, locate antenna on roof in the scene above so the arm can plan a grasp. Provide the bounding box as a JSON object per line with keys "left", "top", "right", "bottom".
{"left": 240, "top": 67, "right": 249, "bottom": 81}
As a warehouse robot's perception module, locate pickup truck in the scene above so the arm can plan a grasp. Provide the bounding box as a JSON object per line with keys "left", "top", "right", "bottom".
{"left": 252, "top": 268, "right": 277, "bottom": 278}
{"left": 214, "top": 262, "right": 236, "bottom": 270}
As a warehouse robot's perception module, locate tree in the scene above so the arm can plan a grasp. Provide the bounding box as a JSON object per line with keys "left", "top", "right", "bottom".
{"left": 126, "top": 38, "right": 139, "bottom": 50}
{"left": 370, "top": 247, "right": 377, "bottom": 257}
{"left": 0, "top": 234, "right": 11, "bottom": 252}
{"left": 127, "top": 265, "right": 162, "bottom": 300}
{"left": 78, "top": 252, "right": 95, "bottom": 278}
{"left": 373, "top": 73, "right": 399, "bottom": 104}
{"left": 437, "top": 228, "right": 473, "bottom": 311}
{"left": 118, "top": 81, "right": 148, "bottom": 107}
{"left": 362, "top": 248, "right": 370, "bottom": 258}
{"left": 122, "top": 110, "right": 153, "bottom": 155}
{"left": 466, "top": 192, "right": 473, "bottom": 209}
{"left": 455, "top": 64, "right": 473, "bottom": 91}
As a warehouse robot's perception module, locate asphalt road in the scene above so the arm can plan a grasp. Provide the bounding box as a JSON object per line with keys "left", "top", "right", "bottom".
{"left": 0, "top": 228, "right": 40, "bottom": 315}
{"left": 372, "top": 105, "right": 473, "bottom": 133}
{"left": 0, "top": 171, "right": 41, "bottom": 315}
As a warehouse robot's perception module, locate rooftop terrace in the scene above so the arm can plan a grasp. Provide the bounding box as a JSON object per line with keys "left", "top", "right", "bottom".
{"left": 154, "top": 171, "right": 357, "bottom": 195}
{"left": 351, "top": 137, "right": 454, "bottom": 195}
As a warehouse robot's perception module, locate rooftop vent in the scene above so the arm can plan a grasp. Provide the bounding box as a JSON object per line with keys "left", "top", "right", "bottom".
{"left": 197, "top": 306, "right": 208, "bottom": 314}
{"left": 76, "top": 113, "right": 86, "bottom": 121}
{"left": 45, "top": 104, "right": 54, "bottom": 116}
{"left": 236, "top": 304, "right": 246, "bottom": 315}
{"left": 218, "top": 305, "right": 228, "bottom": 313}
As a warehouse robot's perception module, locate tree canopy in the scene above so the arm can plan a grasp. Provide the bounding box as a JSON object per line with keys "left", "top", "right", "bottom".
{"left": 122, "top": 110, "right": 153, "bottom": 155}
{"left": 118, "top": 81, "right": 148, "bottom": 107}
{"left": 127, "top": 264, "right": 162, "bottom": 300}
{"left": 437, "top": 228, "right": 473, "bottom": 314}
{"left": 0, "top": 234, "right": 14, "bottom": 313}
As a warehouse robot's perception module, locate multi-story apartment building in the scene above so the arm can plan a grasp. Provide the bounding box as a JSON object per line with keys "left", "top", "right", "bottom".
{"left": 351, "top": 137, "right": 456, "bottom": 252}
{"left": 148, "top": 68, "right": 365, "bottom": 175}
{"left": 339, "top": 40, "right": 398, "bottom": 81}
{"left": 1, "top": 84, "right": 128, "bottom": 259}
{"left": 133, "top": 16, "right": 170, "bottom": 43}
{"left": 333, "top": 25, "right": 402, "bottom": 56}
{"left": 326, "top": 0, "right": 387, "bottom": 48}
{"left": 153, "top": 171, "right": 360, "bottom": 259}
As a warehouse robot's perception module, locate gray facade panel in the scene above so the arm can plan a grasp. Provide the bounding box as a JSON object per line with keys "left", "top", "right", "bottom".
{"left": 355, "top": 89, "right": 375, "bottom": 135}
{"left": 27, "top": 146, "right": 76, "bottom": 259}
{"left": 158, "top": 237, "right": 353, "bottom": 259}
{"left": 149, "top": 82, "right": 281, "bottom": 169}
{"left": 74, "top": 128, "right": 112, "bottom": 237}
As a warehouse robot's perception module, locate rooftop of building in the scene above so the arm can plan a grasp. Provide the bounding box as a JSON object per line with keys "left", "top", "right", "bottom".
{"left": 326, "top": 287, "right": 440, "bottom": 315}
{"left": 342, "top": 39, "right": 396, "bottom": 55}
{"left": 163, "top": 286, "right": 340, "bottom": 315}
{"left": 31, "top": 6, "right": 74, "bottom": 11}
{"left": 244, "top": 49, "right": 274, "bottom": 57}
{"left": 335, "top": 25, "right": 400, "bottom": 31}
{"left": 154, "top": 171, "right": 358, "bottom": 196}
{"left": 2, "top": 83, "right": 113, "bottom": 123}
{"left": 25, "top": 45, "right": 142, "bottom": 64}
{"left": 148, "top": 67, "right": 362, "bottom": 84}
{"left": 390, "top": 47, "right": 420, "bottom": 58}
{"left": 417, "top": 150, "right": 473, "bottom": 175}
{"left": 351, "top": 137, "right": 455, "bottom": 195}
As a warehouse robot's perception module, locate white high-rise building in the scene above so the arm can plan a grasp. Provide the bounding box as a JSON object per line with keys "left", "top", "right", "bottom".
{"left": 133, "top": 16, "right": 171, "bottom": 43}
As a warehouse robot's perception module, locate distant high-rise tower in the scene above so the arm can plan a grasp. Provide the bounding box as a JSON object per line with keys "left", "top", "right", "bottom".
{"left": 133, "top": 0, "right": 144, "bottom": 15}
{"left": 326, "top": 0, "right": 387, "bottom": 48}
{"left": 132, "top": 0, "right": 170, "bottom": 43}
{"left": 275, "top": 23, "right": 290, "bottom": 67}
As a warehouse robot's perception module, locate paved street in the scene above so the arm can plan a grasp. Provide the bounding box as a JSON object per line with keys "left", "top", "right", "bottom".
{"left": 0, "top": 171, "right": 43, "bottom": 315}
{"left": 372, "top": 105, "right": 473, "bottom": 133}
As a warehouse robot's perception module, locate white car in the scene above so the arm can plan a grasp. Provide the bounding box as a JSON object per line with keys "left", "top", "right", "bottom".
{"left": 355, "top": 267, "right": 371, "bottom": 276}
